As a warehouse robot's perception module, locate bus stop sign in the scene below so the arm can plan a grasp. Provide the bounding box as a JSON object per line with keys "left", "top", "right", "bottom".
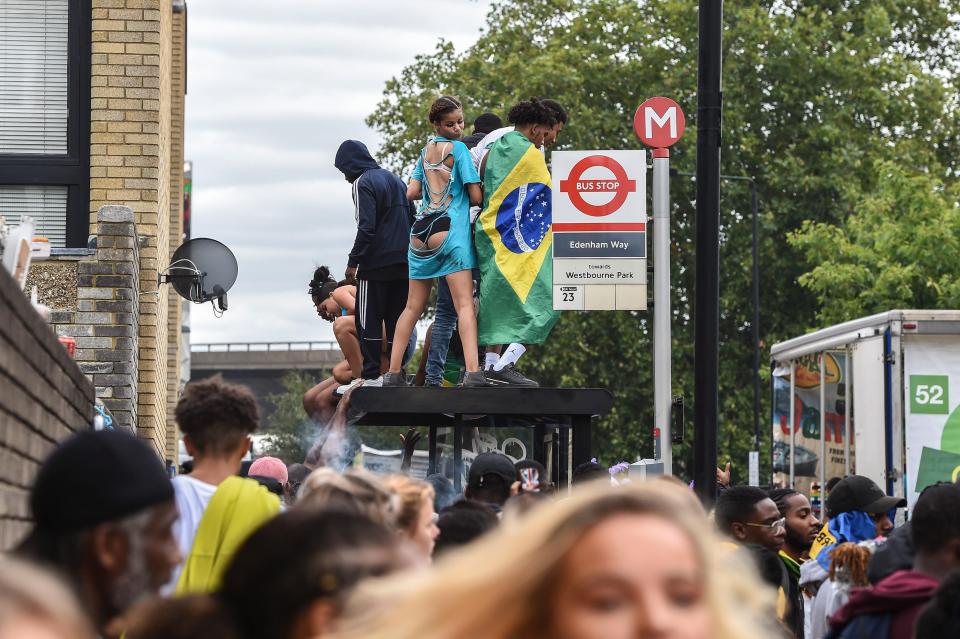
{"left": 558, "top": 155, "right": 637, "bottom": 217}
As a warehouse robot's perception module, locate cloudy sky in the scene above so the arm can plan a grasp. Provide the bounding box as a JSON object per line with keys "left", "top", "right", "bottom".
{"left": 186, "top": 0, "right": 493, "bottom": 346}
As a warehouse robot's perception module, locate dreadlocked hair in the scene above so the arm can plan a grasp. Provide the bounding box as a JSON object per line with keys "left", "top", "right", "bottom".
{"left": 767, "top": 487, "right": 799, "bottom": 517}
{"left": 428, "top": 96, "right": 462, "bottom": 123}
{"left": 507, "top": 98, "right": 558, "bottom": 128}
{"left": 828, "top": 542, "right": 871, "bottom": 587}
{"left": 309, "top": 266, "right": 335, "bottom": 300}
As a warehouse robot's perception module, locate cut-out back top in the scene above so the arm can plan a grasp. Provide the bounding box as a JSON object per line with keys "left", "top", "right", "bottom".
{"left": 407, "top": 136, "right": 480, "bottom": 280}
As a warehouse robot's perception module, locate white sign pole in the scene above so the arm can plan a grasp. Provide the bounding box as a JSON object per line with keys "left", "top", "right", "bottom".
{"left": 636, "top": 97, "right": 684, "bottom": 475}
{"left": 652, "top": 149, "right": 672, "bottom": 475}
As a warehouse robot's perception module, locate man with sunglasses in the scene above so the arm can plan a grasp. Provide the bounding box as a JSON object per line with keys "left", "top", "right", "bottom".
{"left": 716, "top": 486, "right": 794, "bottom": 634}
{"left": 715, "top": 485, "right": 787, "bottom": 552}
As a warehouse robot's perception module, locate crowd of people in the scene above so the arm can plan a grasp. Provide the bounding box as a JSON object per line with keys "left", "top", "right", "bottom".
{"left": 306, "top": 95, "right": 568, "bottom": 405}
{"left": 712, "top": 472, "right": 960, "bottom": 639}
{"left": 2, "top": 372, "right": 959, "bottom": 638}
{"left": 5, "top": 94, "right": 960, "bottom": 638}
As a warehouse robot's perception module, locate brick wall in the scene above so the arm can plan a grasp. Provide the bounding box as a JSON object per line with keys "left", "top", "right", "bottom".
{"left": 164, "top": 2, "right": 186, "bottom": 463}
{"left": 90, "top": 1, "right": 174, "bottom": 455}
{"left": 42, "top": 206, "right": 142, "bottom": 434}
{"left": 0, "top": 262, "right": 94, "bottom": 550}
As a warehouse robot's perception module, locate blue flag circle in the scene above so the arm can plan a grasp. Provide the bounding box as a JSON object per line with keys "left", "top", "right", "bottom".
{"left": 495, "top": 183, "right": 551, "bottom": 254}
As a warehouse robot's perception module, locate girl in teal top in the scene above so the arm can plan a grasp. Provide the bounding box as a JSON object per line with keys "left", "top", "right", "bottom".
{"left": 383, "top": 96, "right": 487, "bottom": 387}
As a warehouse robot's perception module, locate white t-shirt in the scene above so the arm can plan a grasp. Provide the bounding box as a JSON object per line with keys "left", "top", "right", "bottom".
{"left": 164, "top": 475, "right": 218, "bottom": 593}
{"left": 810, "top": 578, "right": 848, "bottom": 639}
{"left": 470, "top": 126, "right": 513, "bottom": 171}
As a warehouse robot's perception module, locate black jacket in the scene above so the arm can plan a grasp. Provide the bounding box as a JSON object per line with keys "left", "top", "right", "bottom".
{"left": 868, "top": 521, "right": 914, "bottom": 584}
{"left": 460, "top": 131, "right": 487, "bottom": 150}
{"left": 334, "top": 140, "right": 413, "bottom": 275}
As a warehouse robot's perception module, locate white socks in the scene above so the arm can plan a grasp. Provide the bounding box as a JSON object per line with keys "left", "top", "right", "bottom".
{"left": 493, "top": 343, "right": 525, "bottom": 371}
{"left": 484, "top": 352, "right": 500, "bottom": 370}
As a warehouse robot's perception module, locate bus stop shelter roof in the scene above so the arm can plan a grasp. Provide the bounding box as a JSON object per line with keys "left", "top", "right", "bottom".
{"left": 348, "top": 387, "right": 614, "bottom": 426}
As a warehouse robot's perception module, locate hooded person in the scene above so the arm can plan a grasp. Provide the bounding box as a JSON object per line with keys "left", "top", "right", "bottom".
{"left": 334, "top": 140, "right": 414, "bottom": 390}
{"left": 16, "top": 430, "right": 180, "bottom": 639}
{"left": 826, "top": 482, "right": 960, "bottom": 639}
{"left": 802, "top": 475, "right": 906, "bottom": 639}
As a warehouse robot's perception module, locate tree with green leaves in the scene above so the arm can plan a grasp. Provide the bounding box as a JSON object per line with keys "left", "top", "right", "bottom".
{"left": 367, "top": 0, "right": 960, "bottom": 481}
{"left": 790, "top": 161, "right": 960, "bottom": 325}
{"left": 260, "top": 372, "right": 320, "bottom": 464}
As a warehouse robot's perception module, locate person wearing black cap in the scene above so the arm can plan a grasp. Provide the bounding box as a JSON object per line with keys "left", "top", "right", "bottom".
{"left": 827, "top": 482, "right": 960, "bottom": 639}
{"left": 16, "top": 430, "right": 180, "bottom": 639}
{"left": 801, "top": 475, "right": 907, "bottom": 639}
{"left": 460, "top": 112, "right": 503, "bottom": 150}
{"left": 464, "top": 452, "right": 518, "bottom": 512}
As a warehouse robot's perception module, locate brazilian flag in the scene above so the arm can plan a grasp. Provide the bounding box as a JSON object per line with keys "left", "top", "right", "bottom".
{"left": 475, "top": 131, "right": 559, "bottom": 345}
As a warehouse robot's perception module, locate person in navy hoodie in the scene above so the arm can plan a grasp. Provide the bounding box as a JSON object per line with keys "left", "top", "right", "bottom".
{"left": 334, "top": 140, "right": 414, "bottom": 390}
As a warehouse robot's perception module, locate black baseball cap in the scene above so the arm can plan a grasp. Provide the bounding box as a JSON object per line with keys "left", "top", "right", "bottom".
{"left": 468, "top": 452, "right": 516, "bottom": 489}
{"left": 825, "top": 475, "right": 906, "bottom": 518}
{"left": 29, "top": 430, "right": 174, "bottom": 532}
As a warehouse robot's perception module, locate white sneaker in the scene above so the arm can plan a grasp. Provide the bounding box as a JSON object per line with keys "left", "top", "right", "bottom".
{"left": 363, "top": 376, "right": 383, "bottom": 387}
{"left": 334, "top": 378, "right": 364, "bottom": 396}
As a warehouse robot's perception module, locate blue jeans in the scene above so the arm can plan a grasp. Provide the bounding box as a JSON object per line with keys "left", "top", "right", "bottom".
{"left": 425, "top": 278, "right": 458, "bottom": 386}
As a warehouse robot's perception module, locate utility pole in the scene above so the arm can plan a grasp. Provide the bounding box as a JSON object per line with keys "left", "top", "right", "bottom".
{"left": 694, "top": 0, "right": 723, "bottom": 505}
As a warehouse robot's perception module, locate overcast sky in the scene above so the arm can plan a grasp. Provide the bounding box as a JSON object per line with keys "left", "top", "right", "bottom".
{"left": 186, "top": 0, "right": 493, "bottom": 346}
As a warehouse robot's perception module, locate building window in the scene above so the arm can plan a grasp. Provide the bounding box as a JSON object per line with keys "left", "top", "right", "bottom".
{"left": 0, "top": 0, "right": 90, "bottom": 248}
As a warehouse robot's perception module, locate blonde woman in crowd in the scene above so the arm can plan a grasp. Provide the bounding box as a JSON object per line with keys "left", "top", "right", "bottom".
{"left": 332, "top": 481, "right": 777, "bottom": 639}
{"left": 296, "top": 467, "right": 399, "bottom": 529}
{"left": 384, "top": 475, "right": 440, "bottom": 560}
{"left": 0, "top": 558, "right": 93, "bottom": 639}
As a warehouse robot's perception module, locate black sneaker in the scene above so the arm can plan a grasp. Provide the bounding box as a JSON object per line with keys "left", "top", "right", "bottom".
{"left": 382, "top": 371, "right": 408, "bottom": 387}
{"left": 484, "top": 363, "right": 539, "bottom": 387}
{"left": 460, "top": 370, "right": 490, "bottom": 387}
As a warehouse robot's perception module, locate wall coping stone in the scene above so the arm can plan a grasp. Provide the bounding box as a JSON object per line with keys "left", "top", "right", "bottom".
{"left": 98, "top": 205, "right": 135, "bottom": 223}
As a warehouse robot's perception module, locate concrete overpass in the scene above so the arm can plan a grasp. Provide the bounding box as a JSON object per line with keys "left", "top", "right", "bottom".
{"left": 190, "top": 341, "right": 343, "bottom": 421}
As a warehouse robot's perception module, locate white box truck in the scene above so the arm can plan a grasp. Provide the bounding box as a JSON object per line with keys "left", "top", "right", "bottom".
{"left": 770, "top": 310, "right": 960, "bottom": 509}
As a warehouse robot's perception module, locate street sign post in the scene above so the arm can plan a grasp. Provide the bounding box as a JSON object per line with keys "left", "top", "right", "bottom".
{"left": 635, "top": 96, "right": 685, "bottom": 476}
{"left": 551, "top": 150, "right": 647, "bottom": 311}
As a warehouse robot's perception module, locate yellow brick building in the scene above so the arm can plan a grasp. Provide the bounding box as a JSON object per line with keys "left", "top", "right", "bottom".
{"left": 1, "top": 0, "right": 189, "bottom": 459}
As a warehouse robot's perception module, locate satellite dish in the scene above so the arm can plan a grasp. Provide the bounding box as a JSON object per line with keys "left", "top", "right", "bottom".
{"left": 160, "top": 238, "right": 237, "bottom": 313}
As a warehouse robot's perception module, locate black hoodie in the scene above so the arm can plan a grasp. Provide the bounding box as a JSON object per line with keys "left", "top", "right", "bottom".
{"left": 334, "top": 140, "right": 413, "bottom": 276}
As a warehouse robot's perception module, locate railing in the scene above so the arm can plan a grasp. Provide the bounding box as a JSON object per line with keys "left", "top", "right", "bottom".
{"left": 191, "top": 341, "right": 339, "bottom": 353}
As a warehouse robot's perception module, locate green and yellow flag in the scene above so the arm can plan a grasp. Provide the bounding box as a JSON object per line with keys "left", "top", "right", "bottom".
{"left": 475, "top": 131, "right": 559, "bottom": 345}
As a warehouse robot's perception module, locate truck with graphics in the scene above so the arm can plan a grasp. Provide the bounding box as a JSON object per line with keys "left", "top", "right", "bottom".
{"left": 770, "top": 310, "right": 960, "bottom": 509}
